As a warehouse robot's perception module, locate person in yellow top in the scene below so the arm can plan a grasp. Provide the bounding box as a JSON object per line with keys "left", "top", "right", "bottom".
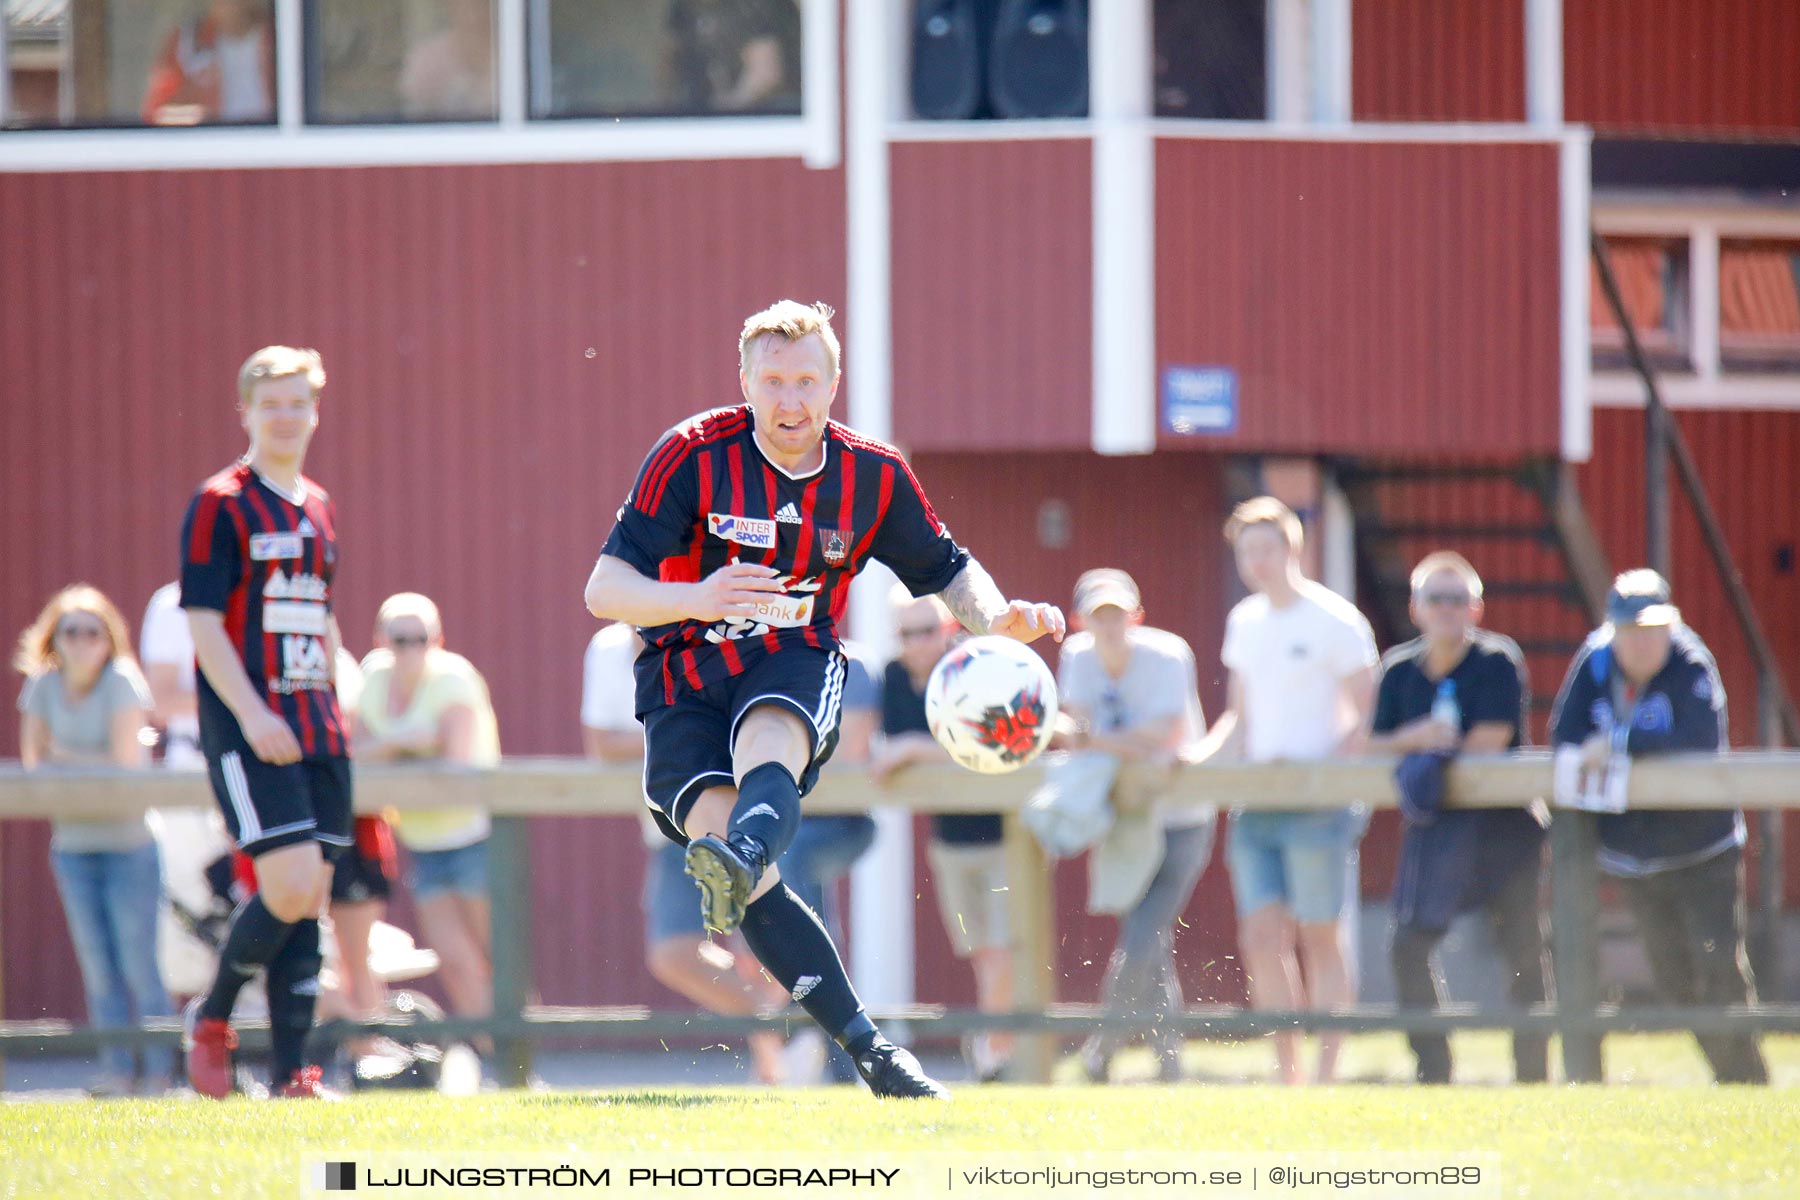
{"left": 356, "top": 593, "right": 500, "bottom": 1026}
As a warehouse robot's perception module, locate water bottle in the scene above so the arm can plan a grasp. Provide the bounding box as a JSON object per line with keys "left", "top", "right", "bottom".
{"left": 1431, "top": 679, "right": 1461, "bottom": 730}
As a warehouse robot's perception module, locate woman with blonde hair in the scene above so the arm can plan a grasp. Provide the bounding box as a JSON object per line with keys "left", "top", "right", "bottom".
{"left": 355, "top": 593, "right": 499, "bottom": 1031}
{"left": 15, "top": 584, "right": 172, "bottom": 1095}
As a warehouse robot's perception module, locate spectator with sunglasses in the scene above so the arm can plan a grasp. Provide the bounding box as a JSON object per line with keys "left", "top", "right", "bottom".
{"left": 355, "top": 593, "right": 500, "bottom": 1031}
{"left": 1367, "top": 552, "right": 1548, "bottom": 1085}
{"left": 15, "top": 584, "right": 173, "bottom": 1096}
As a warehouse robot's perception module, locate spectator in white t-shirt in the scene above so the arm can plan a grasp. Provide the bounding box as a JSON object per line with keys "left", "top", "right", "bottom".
{"left": 1195, "top": 497, "right": 1378, "bottom": 1085}
{"left": 1056, "top": 569, "right": 1213, "bottom": 1084}
{"left": 581, "top": 621, "right": 788, "bottom": 1084}
{"left": 140, "top": 582, "right": 204, "bottom": 769}
{"left": 141, "top": 582, "right": 236, "bottom": 1001}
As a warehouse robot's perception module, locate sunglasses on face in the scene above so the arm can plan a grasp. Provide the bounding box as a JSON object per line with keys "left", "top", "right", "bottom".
{"left": 897, "top": 626, "right": 942, "bottom": 642}
{"left": 1419, "top": 591, "right": 1473, "bottom": 608}
{"left": 389, "top": 634, "right": 430, "bottom": 649}
{"left": 56, "top": 623, "right": 106, "bottom": 642}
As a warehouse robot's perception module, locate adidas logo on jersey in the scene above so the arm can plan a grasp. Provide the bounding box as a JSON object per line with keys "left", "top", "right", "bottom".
{"left": 775, "top": 502, "right": 802, "bottom": 524}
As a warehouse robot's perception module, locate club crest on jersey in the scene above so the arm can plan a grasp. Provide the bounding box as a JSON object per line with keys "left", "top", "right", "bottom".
{"left": 707, "top": 512, "right": 777, "bottom": 549}
{"left": 818, "top": 528, "right": 849, "bottom": 565}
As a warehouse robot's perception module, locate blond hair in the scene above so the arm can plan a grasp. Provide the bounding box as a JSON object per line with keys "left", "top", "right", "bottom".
{"left": 1410, "top": 550, "right": 1484, "bottom": 598}
{"left": 13, "top": 584, "right": 136, "bottom": 677}
{"left": 375, "top": 592, "right": 443, "bottom": 640}
{"left": 739, "top": 300, "right": 841, "bottom": 378}
{"left": 1224, "top": 496, "right": 1304, "bottom": 553}
{"left": 238, "top": 345, "right": 326, "bottom": 406}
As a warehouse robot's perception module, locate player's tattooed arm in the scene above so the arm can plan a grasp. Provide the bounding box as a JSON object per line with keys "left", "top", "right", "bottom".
{"left": 940, "top": 561, "right": 1066, "bottom": 644}
{"left": 939, "top": 560, "right": 1010, "bottom": 636}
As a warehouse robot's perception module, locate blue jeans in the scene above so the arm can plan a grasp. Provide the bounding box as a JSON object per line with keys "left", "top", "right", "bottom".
{"left": 51, "top": 842, "right": 175, "bottom": 1080}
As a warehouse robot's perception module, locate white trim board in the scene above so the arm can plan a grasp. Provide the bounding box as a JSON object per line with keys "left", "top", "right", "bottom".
{"left": 0, "top": 119, "right": 818, "bottom": 172}
{"left": 889, "top": 118, "right": 1581, "bottom": 146}
{"left": 1596, "top": 205, "right": 1800, "bottom": 238}
{"left": 1591, "top": 374, "right": 1800, "bottom": 412}
{"left": 0, "top": 118, "right": 1584, "bottom": 175}
{"left": 1561, "top": 131, "right": 1594, "bottom": 461}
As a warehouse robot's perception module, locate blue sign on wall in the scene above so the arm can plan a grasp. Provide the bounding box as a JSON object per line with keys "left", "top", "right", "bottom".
{"left": 1162, "top": 365, "right": 1237, "bottom": 435}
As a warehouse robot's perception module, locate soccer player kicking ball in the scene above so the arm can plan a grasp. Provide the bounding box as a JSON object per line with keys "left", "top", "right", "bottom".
{"left": 585, "top": 301, "right": 1063, "bottom": 1099}
{"left": 178, "top": 347, "right": 352, "bottom": 1099}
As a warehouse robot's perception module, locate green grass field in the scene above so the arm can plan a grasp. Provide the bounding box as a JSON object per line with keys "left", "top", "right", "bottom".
{"left": 6, "top": 1036, "right": 1799, "bottom": 1199}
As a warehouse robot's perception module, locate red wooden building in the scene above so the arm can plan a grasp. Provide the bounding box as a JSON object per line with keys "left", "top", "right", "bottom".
{"left": 2, "top": 0, "right": 1795, "bottom": 1029}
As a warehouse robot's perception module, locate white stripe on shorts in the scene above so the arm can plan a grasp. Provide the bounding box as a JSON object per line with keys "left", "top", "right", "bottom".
{"left": 221, "top": 751, "right": 261, "bottom": 843}
{"left": 811, "top": 652, "right": 845, "bottom": 734}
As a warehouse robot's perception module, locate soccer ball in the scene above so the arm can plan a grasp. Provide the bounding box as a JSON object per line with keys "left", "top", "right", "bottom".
{"left": 924, "top": 636, "right": 1059, "bottom": 774}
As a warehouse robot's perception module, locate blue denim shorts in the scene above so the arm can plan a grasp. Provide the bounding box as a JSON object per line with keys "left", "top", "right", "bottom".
{"left": 1225, "top": 808, "right": 1366, "bottom": 923}
{"left": 642, "top": 840, "right": 706, "bottom": 945}
{"left": 407, "top": 838, "right": 489, "bottom": 900}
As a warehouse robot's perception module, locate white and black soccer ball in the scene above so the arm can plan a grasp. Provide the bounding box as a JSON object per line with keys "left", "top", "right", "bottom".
{"left": 924, "top": 636, "right": 1058, "bottom": 774}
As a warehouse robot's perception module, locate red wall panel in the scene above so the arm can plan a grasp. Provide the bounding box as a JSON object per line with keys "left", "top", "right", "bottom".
{"left": 0, "top": 158, "right": 845, "bottom": 1018}
{"left": 1565, "top": 0, "right": 1800, "bottom": 136}
{"left": 890, "top": 140, "right": 1092, "bottom": 453}
{"left": 909, "top": 449, "right": 1245, "bottom": 1007}
{"left": 1155, "top": 138, "right": 1564, "bottom": 458}
{"left": 1352, "top": 0, "right": 1526, "bottom": 123}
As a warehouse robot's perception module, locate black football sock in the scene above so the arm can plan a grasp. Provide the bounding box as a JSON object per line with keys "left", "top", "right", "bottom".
{"left": 739, "top": 884, "right": 875, "bottom": 1050}
{"left": 728, "top": 762, "right": 803, "bottom": 868}
{"left": 266, "top": 917, "right": 323, "bottom": 1083}
{"left": 201, "top": 895, "right": 294, "bottom": 1021}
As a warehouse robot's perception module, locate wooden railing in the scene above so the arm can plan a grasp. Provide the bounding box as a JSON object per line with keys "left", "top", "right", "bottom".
{"left": 1, "top": 754, "right": 1794, "bottom": 1085}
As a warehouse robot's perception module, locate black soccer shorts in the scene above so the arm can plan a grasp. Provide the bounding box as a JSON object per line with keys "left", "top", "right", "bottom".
{"left": 203, "top": 722, "right": 353, "bottom": 859}
{"left": 639, "top": 645, "right": 846, "bottom": 846}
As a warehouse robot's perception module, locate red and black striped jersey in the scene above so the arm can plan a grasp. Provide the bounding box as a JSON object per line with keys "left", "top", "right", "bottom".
{"left": 178, "top": 461, "right": 347, "bottom": 759}
{"left": 601, "top": 405, "right": 970, "bottom": 711}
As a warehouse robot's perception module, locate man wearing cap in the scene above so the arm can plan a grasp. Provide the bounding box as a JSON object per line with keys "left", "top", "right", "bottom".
{"left": 1549, "top": 569, "right": 1767, "bottom": 1084}
{"left": 1056, "top": 568, "right": 1213, "bottom": 1083}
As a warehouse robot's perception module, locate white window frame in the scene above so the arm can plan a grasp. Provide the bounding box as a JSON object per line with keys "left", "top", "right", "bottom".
{"left": 1593, "top": 201, "right": 1800, "bottom": 411}
{"left": 0, "top": 0, "right": 838, "bottom": 172}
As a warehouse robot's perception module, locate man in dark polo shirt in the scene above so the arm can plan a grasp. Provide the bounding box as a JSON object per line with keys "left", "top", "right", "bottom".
{"left": 872, "top": 588, "right": 1014, "bottom": 1082}
{"left": 1369, "top": 551, "right": 1548, "bottom": 1085}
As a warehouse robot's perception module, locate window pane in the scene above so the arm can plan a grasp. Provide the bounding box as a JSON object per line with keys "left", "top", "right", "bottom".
{"left": 1720, "top": 240, "right": 1800, "bottom": 372}
{"left": 1590, "top": 236, "right": 1690, "bottom": 371}
{"left": 5, "top": 0, "right": 275, "bottom": 130}
{"left": 1155, "top": 0, "right": 1266, "bottom": 120}
{"left": 536, "top": 0, "right": 801, "bottom": 120}
{"left": 308, "top": 0, "right": 497, "bottom": 125}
